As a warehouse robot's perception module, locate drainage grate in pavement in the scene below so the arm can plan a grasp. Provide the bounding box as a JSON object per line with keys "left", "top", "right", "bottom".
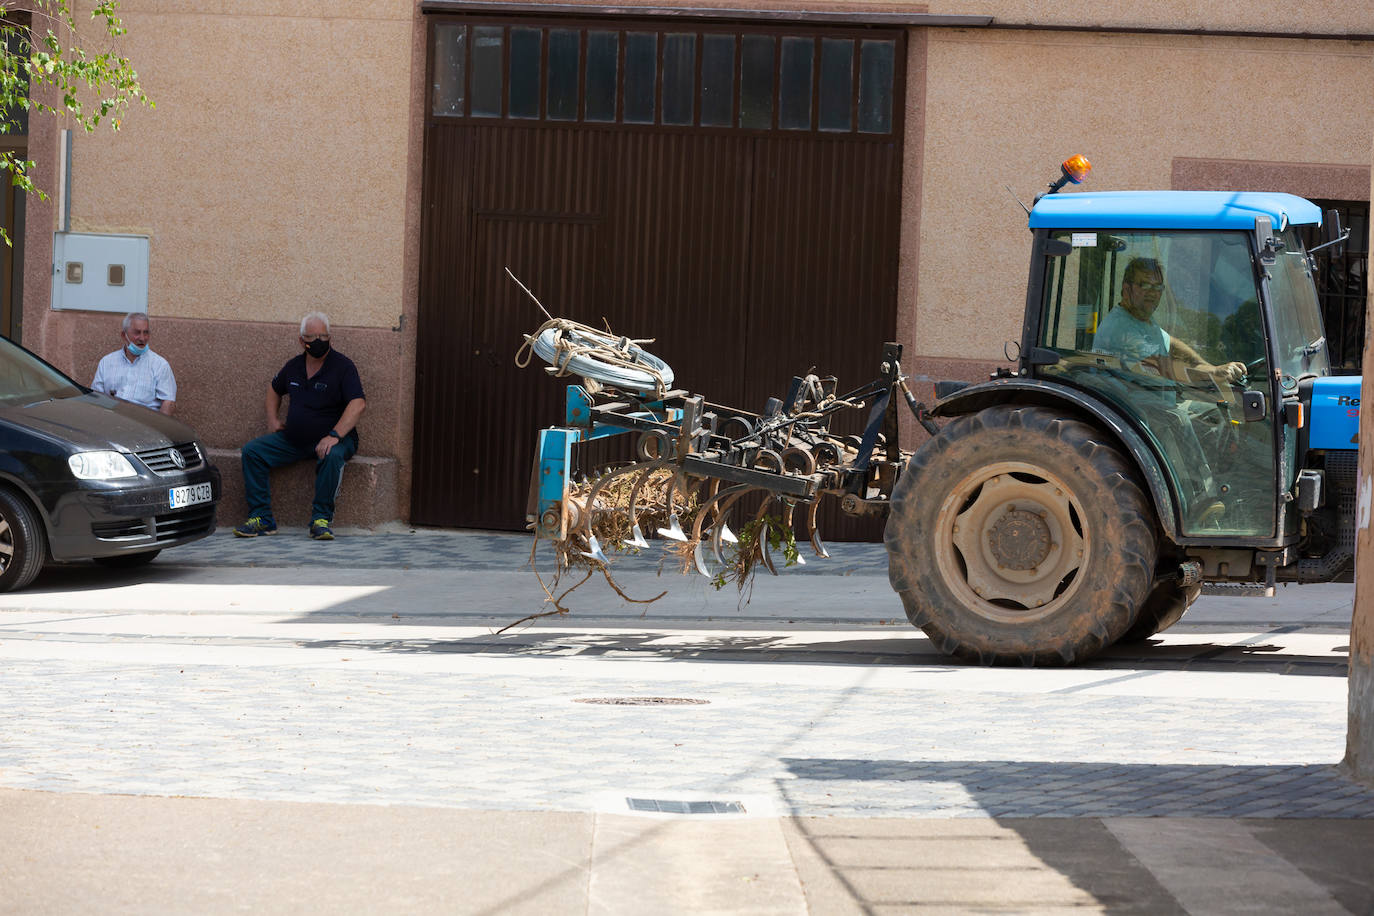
{"left": 574, "top": 697, "right": 709, "bottom": 706}
{"left": 627, "top": 798, "right": 745, "bottom": 814}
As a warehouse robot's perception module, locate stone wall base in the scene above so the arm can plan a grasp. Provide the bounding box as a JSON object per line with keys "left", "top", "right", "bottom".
{"left": 208, "top": 448, "right": 399, "bottom": 529}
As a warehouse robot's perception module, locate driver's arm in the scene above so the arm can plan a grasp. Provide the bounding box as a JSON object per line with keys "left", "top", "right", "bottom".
{"left": 1167, "top": 337, "right": 1245, "bottom": 383}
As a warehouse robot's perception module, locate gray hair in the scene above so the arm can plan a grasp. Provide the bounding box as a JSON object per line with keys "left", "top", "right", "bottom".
{"left": 121, "top": 312, "right": 149, "bottom": 333}
{"left": 299, "top": 311, "right": 331, "bottom": 336}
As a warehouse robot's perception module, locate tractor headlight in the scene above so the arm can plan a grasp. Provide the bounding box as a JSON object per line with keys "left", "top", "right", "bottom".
{"left": 68, "top": 451, "right": 138, "bottom": 480}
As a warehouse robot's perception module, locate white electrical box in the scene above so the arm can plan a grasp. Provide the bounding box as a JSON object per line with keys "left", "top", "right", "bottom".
{"left": 51, "top": 232, "right": 149, "bottom": 313}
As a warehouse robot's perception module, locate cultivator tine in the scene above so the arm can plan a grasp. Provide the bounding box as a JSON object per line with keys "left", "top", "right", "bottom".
{"left": 710, "top": 488, "right": 753, "bottom": 566}
{"left": 754, "top": 498, "right": 780, "bottom": 576}
{"left": 781, "top": 501, "right": 805, "bottom": 566}
{"left": 689, "top": 483, "right": 751, "bottom": 578}
{"left": 806, "top": 499, "right": 829, "bottom": 559}
{"left": 625, "top": 462, "right": 669, "bottom": 549}
{"left": 656, "top": 472, "right": 689, "bottom": 541}
{"left": 582, "top": 532, "right": 608, "bottom": 564}
{"left": 692, "top": 542, "right": 712, "bottom": 577}
{"left": 579, "top": 459, "right": 664, "bottom": 553}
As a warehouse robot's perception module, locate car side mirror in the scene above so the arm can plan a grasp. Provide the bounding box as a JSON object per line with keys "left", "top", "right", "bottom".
{"left": 1242, "top": 390, "right": 1267, "bottom": 421}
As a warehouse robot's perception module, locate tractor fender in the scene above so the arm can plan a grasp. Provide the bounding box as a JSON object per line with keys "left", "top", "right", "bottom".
{"left": 931, "top": 377, "right": 1180, "bottom": 542}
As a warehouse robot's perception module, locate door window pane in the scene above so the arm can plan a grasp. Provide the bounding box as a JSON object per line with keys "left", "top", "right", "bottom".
{"left": 779, "top": 37, "right": 813, "bottom": 130}
{"left": 471, "top": 26, "right": 504, "bottom": 117}
{"left": 432, "top": 24, "right": 466, "bottom": 116}
{"left": 858, "top": 40, "right": 895, "bottom": 133}
{"left": 817, "top": 38, "right": 852, "bottom": 132}
{"left": 624, "top": 32, "right": 657, "bottom": 124}
{"left": 739, "top": 35, "right": 774, "bottom": 130}
{"left": 508, "top": 27, "right": 541, "bottom": 119}
{"left": 662, "top": 33, "right": 696, "bottom": 126}
{"left": 1038, "top": 230, "right": 1277, "bottom": 537}
{"left": 547, "top": 29, "right": 580, "bottom": 120}
{"left": 699, "top": 34, "right": 735, "bottom": 127}
{"left": 585, "top": 31, "right": 618, "bottom": 122}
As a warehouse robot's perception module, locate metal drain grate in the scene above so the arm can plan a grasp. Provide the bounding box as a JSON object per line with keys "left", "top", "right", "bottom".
{"left": 627, "top": 798, "right": 745, "bottom": 814}
{"left": 574, "top": 697, "right": 709, "bottom": 706}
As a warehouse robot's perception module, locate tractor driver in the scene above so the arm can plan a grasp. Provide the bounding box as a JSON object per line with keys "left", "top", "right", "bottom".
{"left": 1094, "top": 257, "right": 1246, "bottom": 529}
{"left": 1095, "top": 257, "right": 1247, "bottom": 386}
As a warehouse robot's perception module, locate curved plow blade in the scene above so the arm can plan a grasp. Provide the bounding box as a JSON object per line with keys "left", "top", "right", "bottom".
{"left": 657, "top": 513, "right": 687, "bottom": 541}
{"left": 692, "top": 541, "right": 713, "bottom": 577}
{"left": 581, "top": 533, "right": 608, "bottom": 564}
{"left": 806, "top": 500, "right": 830, "bottom": 559}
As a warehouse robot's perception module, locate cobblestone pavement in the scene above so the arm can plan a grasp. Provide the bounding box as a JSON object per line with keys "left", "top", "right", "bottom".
{"left": 1, "top": 524, "right": 1369, "bottom": 822}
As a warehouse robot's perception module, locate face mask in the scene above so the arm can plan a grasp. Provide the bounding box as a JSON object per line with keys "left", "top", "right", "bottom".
{"left": 304, "top": 338, "right": 330, "bottom": 358}
{"left": 126, "top": 342, "right": 148, "bottom": 357}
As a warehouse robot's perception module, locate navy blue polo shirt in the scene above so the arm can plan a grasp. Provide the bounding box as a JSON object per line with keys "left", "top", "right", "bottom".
{"left": 271, "top": 350, "right": 365, "bottom": 448}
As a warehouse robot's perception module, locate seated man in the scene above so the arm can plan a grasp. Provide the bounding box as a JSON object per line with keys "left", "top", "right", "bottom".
{"left": 234, "top": 311, "right": 366, "bottom": 540}
{"left": 1094, "top": 258, "right": 1246, "bottom": 528}
{"left": 91, "top": 311, "right": 177, "bottom": 414}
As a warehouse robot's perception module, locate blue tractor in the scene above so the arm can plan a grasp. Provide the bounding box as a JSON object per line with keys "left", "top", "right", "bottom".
{"left": 885, "top": 157, "right": 1358, "bottom": 663}
{"left": 523, "top": 157, "right": 1358, "bottom": 665}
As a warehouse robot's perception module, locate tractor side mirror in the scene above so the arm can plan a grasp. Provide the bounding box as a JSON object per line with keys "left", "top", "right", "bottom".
{"left": 1242, "top": 390, "right": 1267, "bottom": 422}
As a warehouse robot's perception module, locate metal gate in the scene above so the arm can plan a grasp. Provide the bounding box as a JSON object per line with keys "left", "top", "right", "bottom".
{"left": 413, "top": 13, "right": 907, "bottom": 532}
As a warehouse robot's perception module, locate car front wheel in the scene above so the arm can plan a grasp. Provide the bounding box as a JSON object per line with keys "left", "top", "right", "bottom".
{"left": 0, "top": 487, "right": 47, "bottom": 592}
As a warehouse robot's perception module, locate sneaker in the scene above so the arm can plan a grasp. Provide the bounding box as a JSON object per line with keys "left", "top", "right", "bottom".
{"left": 309, "top": 519, "right": 334, "bottom": 540}
{"left": 233, "top": 516, "right": 277, "bottom": 537}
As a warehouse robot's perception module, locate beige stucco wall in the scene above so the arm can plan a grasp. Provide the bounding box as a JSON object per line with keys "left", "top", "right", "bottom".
{"left": 17, "top": 1, "right": 427, "bottom": 526}
{"left": 67, "top": 0, "right": 415, "bottom": 330}
{"left": 909, "top": 27, "right": 1374, "bottom": 366}
{"left": 926, "top": 1, "right": 1373, "bottom": 34}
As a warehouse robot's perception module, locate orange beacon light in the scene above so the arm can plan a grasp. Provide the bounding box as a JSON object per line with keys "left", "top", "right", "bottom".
{"left": 1048, "top": 154, "right": 1092, "bottom": 193}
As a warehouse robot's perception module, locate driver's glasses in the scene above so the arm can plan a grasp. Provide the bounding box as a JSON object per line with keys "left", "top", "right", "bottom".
{"left": 301, "top": 334, "right": 331, "bottom": 342}
{"left": 1131, "top": 279, "right": 1164, "bottom": 293}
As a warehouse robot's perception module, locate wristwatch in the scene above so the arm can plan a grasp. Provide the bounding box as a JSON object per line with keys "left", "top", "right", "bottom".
{"left": 326, "top": 430, "right": 342, "bottom": 439}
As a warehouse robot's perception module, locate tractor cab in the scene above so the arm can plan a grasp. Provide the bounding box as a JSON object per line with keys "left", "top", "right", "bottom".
{"left": 1025, "top": 189, "right": 1330, "bottom": 543}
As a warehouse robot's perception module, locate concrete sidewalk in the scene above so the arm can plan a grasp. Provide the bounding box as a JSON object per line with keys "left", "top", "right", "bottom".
{"left": 4, "top": 524, "right": 1372, "bottom": 914}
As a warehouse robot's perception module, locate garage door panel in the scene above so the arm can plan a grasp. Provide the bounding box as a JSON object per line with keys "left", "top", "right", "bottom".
{"left": 416, "top": 17, "right": 906, "bottom": 536}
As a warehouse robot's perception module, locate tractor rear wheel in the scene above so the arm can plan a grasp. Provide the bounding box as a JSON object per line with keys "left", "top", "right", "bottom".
{"left": 885, "top": 405, "right": 1156, "bottom": 665}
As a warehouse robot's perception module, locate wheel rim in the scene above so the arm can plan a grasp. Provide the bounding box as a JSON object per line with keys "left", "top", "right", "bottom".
{"left": 0, "top": 518, "right": 12, "bottom": 573}
{"left": 934, "top": 460, "right": 1087, "bottom": 623}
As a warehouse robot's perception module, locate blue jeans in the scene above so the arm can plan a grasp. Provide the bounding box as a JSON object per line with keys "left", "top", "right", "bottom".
{"left": 240, "top": 431, "right": 357, "bottom": 523}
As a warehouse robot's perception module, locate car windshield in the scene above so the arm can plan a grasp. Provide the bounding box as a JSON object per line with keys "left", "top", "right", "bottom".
{"left": 1266, "top": 228, "right": 1330, "bottom": 380}
{"left": 0, "top": 336, "right": 84, "bottom": 407}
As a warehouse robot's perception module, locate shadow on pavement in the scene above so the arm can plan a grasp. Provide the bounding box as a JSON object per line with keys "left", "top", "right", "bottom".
{"left": 287, "top": 629, "right": 1349, "bottom": 676}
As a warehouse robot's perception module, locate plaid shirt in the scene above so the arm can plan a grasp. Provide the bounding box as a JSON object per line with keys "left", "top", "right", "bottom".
{"left": 91, "top": 348, "right": 177, "bottom": 410}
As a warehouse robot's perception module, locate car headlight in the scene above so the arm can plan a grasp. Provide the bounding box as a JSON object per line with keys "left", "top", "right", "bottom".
{"left": 69, "top": 451, "right": 138, "bottom": 480}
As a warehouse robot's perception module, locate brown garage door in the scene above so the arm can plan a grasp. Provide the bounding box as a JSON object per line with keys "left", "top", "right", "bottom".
{"left": 413, "top": 14, "right": 906, "bottom": 533}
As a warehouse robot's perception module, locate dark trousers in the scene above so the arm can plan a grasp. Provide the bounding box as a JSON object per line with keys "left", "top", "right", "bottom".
{"left": 240, "top": 431, "right": 357, "bottom": 523}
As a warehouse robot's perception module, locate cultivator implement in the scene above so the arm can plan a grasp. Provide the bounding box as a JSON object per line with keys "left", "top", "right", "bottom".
{"left": 520, "top": 310, "right": 939, "bottom": 606}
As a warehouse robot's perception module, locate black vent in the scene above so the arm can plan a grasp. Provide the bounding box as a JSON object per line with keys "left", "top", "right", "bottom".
{"left": 135, "top": 442, "right": 203, "bottom": 476}
{"left": 92, "top": 519, "right": 150, "bottom": 539}
{"left": 92, "top": 505, "right": 215, "bottom": 544}
{"left": 154, "top": 506, "right": 215, "bottom": 541}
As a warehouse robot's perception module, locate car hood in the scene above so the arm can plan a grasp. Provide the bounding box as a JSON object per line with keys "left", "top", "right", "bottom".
{"left": 0, "top": 393, "right": 199, "bottom": 452}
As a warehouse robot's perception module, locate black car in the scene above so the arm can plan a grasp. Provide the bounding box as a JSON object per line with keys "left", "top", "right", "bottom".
{"left": 0, "top": 335, "right": 220, "bottom": 590}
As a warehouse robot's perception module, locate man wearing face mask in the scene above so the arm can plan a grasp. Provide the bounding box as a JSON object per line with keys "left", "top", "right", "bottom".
{"left": 91, "top": 311, "right": 177, "bottom": 415}
{"left": 234, "top": 311, "right": 366, "bottom": 540}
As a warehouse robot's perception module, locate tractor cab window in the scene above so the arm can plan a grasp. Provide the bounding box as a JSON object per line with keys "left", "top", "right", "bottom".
{"left": 1036, "top": 229, "right": 1277, "bottom": 538}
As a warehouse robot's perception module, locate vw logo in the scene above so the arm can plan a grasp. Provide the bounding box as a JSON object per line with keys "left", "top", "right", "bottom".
{"left": 168, "top": 447, "right": 186, "bottom": 469}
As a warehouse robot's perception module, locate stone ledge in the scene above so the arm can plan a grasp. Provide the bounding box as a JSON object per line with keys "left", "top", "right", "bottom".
{"left": 207, "top": 448, "right": 399, "bottom": 529}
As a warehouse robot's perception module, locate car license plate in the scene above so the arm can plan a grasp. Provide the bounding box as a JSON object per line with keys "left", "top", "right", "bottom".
{"left": 168, "top": 482, "right": 213, "bottom": 509}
